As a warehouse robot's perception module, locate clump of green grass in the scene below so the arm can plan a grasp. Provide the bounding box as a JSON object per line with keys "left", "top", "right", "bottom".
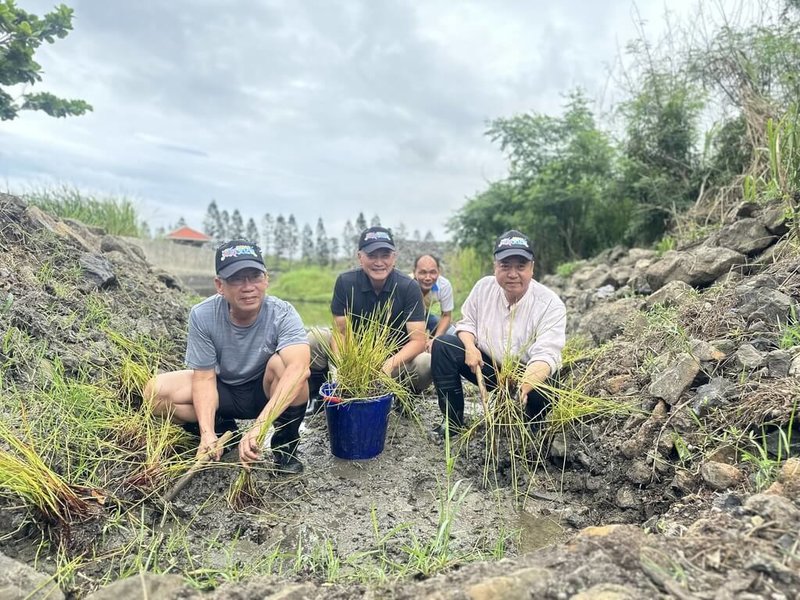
{"left": 0, "top": 419, "right": 94, "bottom": 523}
{"left": 555, "top": 261, "right": 580, "bottom": 278}
{"left": 24, "top": 184, "right": 146, "bottom": 237}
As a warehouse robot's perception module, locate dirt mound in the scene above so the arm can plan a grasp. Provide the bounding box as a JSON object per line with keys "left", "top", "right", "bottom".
{"left": 1, "top": 192, "right": 799, "bottom": 598}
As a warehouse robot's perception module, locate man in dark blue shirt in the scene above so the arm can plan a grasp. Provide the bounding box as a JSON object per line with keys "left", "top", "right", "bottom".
{"left": 308, "top": 227, "right": 429, "bottom": 407}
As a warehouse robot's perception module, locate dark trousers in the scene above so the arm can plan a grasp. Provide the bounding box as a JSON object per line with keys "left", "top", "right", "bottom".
{"left": 430, "top": 334, "right": 550, "bottom": 429}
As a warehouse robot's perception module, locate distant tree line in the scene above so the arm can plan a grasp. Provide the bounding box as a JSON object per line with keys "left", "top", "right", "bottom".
{"left": 196, "top": 202, "right": 435, "bottom": 267}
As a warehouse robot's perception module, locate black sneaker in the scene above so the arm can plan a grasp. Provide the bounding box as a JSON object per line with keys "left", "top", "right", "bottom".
{"left": 431, "top": 421, "right": 467, "bottom": 441}
{"left": 273, "top": 453, "right": 304, "bottom": 475}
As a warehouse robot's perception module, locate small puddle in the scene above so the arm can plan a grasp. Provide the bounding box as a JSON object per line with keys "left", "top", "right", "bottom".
{"left": 517, "top": 511, "right": 564, "bottom": 552}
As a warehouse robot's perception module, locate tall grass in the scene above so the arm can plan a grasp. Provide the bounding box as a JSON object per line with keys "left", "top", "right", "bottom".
{"left": 23, "top": 185, "right": 145, "bottom": 237}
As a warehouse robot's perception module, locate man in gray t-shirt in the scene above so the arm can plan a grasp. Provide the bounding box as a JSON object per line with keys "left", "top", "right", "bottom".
{"left": 145, "top": 239, "right": 311, "bottom": 474}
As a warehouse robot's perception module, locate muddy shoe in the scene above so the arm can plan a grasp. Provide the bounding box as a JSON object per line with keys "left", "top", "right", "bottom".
{"left": 273, "top": 453, "right": 304, "bottom": 475}
{"left": 431, "top": 421, "right": 467, "bottom": 442}
{"left": 305, "top": 397, "right": 325, "bottom": 418}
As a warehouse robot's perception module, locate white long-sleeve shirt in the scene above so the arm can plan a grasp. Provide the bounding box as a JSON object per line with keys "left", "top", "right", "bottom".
{"left": 455, "top": 276, "right": 566, "bottom": 374}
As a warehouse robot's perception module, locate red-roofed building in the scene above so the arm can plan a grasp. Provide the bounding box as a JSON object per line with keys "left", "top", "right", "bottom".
{"left": 165, "top": 226, "right": 212, "bottom": 247}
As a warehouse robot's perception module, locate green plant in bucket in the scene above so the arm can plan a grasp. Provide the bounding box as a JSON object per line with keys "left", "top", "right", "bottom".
{"left": 324, "top": 302, "right": 410, "bottom": 406}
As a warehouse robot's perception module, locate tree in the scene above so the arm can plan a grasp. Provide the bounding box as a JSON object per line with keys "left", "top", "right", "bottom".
{"left": 261, "top": 213, "right": 274, "bottom": 256}
{"left": 230, "top": 209, "right": 245, "bottom": 238}
{"left": 329, "top": 237, "right": 339, "bottom": 267}
{"left": 0, "top": 1, "right": 92, "bottom": 120}
{"left": 301, "top": 223, "right": 314, "bottom": 263}
{"left": 245, "top": 217, "right": 258, "bottom": 243}
{"left": 203, "top": 200, "right": 222, "bottom": 239}
{"left": 423, "top": 230, "right": 435, "bottom": 242}
{"left": 355, "top": 211, "right": 368, "bottom": 233}
{"left": 451, "top": 90, "right": 625, "bottom": 271}
{"left": 342, "top": 220, "right": 357, "bottom": 256}
{"left": 273, "top": 214, "right": 288, "bottom": 262}
{"left": 219, "top": 210, "right": 231, "bottom": 240}
{"left": 315, "top": 218, "right": 330, "bottom": 266}
{"left": 370, "top": 214, "right": 381, "bottom": 227}
{"left": 176, "top": 216, "right": 187, "bottom": 228}
{"left": 286, "top": 214, "right": 299, "bottom": 260}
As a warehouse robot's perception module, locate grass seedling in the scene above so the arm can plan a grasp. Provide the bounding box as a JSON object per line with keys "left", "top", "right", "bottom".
{"left": 0, "top": 420, "right": 93, "bottom": 523}
{"left": 227, "top": 373, "right": 306, "bottom": 509}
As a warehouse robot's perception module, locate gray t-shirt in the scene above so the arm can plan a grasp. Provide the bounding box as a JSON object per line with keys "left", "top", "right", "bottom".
{"left": 185, "top": 294, "right": 308, "bottom": 386}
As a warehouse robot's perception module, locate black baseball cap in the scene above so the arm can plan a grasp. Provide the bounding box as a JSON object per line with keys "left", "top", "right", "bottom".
{"left": 358, "top": 226, "right": 395, "bottom": 253}
{"left": 493, "top": 230, "right": 534, "bottom": 261}
{"left": 215, "top": 240, "right": 267, "bottom": 278}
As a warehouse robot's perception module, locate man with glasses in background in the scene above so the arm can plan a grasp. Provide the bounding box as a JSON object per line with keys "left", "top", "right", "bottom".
{"left": 145, "top": 239, "right": 311, "bottom": 474}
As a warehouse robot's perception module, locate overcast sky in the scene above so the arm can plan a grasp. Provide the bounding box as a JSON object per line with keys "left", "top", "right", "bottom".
{"left": 2, "top": 0, "right": 718, "bottom": 243}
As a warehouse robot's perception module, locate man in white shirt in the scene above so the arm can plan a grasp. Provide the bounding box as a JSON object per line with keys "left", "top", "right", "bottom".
{"left": 430, "top": 230, "right": 566, "bottom": 435}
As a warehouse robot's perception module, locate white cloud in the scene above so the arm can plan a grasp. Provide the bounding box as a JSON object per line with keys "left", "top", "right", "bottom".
{"left": 1, "top": 0, "right": 752, "bottom": 245}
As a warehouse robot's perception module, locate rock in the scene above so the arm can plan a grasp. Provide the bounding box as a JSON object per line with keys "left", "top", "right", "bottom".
{"left": 615, "top": 485, "right": 639, "bottom": 508}
{"left": 744, "top": 493, "right": 800, "bottom": 522}
{"left": 573, "top": 264, "right": 615, "bottom": 289}
{"left": 645, "top": 247, "right": 745, "bottom": 291}
{"left": 466, "top": 567, "right": 551, "bottom": 600}
{"left": 700, "top": 461, "right": 742, "bottom": 490}
{"left": 86, "top": 574, "right": 187, "bottom": 599}
{"left": 645, "top": 280, "right": 695, "bottom": 309}
{"left": 760, "top": 202, "right": 790, "bottom": 235}
{"left": 626, "top": 460, "right": 653, "bottom": 486}
{"left": 648, "top": 353, "right": 701, "bottom": 404}
{"left": 735, "top": 344, "right": 765, "bottom": 371}
{"left": 766, "top": 349, "right": 792, "bottom": 378}
{"left": 670, "top": 470, "right": 697, "bottom": 494}
{"left": 790, "top": 354, "right": 800, "bottom": 377}
{"left": 579, "top": 524, "right": 626, "bottom": 538}
{"left": 25, "top": 205, "right": 95, "bottom": 252}
{"left": 0, "top": 551, "right": 64, "bottom": 600}
{"left": 689, "top": 339, "right": 726, "bottom": 362}
{"left": 608, "top": 265, "right": 632, "bottom": 287}
{"left": 572, "top": 583, "right": 639, "bottom": 600}
{"left": 579, "top": 298, "right": 645, "bottom": 344}
{"left": 605, "top": 374, "right": 633, "bottom": 395}
{"left": 100, "top": 235, "right": 147, "bottom": 264}
{"left": 733, "top": 280, "right": 794, "bottom": 326}
{"left": 691, "top": 377, "right": 736, "bottom": 416}
{"left": 709, "top": 338, "right": 736, "bottom": 356}
{"left": 710, "top": 218, "right": 776, "bottom": 255}
{"left": 779, "top": 457, "right": 800, "bottom": 483}
{"left": 79, "top": 253, "right": 117, "bottom": 290}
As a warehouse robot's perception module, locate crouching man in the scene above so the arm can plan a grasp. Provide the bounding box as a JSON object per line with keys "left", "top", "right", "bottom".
{"left": 431, "top": 230, "right": 566, "bottom": 437}
{"left": 145, "top": 239, "right": 310, "bottom": 473}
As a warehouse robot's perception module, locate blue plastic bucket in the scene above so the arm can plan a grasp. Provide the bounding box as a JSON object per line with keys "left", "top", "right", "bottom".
{"left": 320, "top": 382, "right": 393, "bottom": 460}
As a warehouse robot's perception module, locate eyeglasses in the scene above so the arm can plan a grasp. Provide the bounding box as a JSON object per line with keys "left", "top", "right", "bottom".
{"left": 224, "top": 272, "right": 266, "bottom": 286}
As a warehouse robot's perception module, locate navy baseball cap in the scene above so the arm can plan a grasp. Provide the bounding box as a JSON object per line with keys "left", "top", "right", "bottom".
{"left": 493, "top": 230, "right": 534, "bottom": 261}
{"left": 358, "top": 226, "right": 395, "bottom": 253}
{"left": 215, "top": 240, "right": 267, "bottom": 278}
